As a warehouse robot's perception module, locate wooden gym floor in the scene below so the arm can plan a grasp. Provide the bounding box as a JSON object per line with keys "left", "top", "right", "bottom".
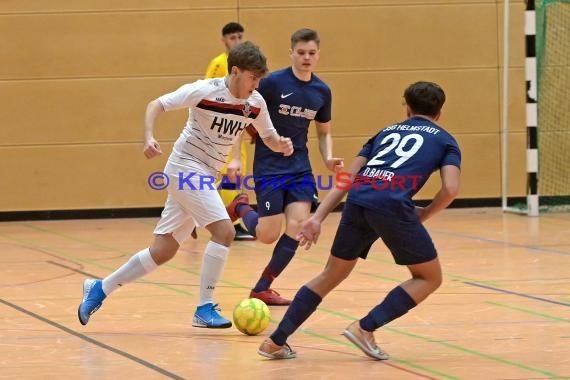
{"left": 1, "top": 208, "right": 569, "bottom": 379}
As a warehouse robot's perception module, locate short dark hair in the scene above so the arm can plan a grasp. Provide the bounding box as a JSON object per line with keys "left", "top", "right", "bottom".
{"left": 404, "top": 81, "right": 446, "bottom": 117}
{"left": 222, "top": 22, "right": 244, "bottom": 36}
{"left": 227, "top": 41, "right": 268, "bottom": 77}
{"left": 290, "top": 28, "right": 320, "bottom": 48}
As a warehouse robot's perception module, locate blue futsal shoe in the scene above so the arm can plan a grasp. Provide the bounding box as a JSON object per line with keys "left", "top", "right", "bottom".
{"left": 78, "top": 279, "right": 106, "bottom": 326}
{"left": 192, "top": 303, "right": 232, "bottom": 328}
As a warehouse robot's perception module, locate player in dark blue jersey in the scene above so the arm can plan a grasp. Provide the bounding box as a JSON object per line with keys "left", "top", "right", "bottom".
{"left": 227, "top": 28, "right": 344, "bottom": 305}
{"left": 257, "top": 81, "right": 461, "bottom": 360}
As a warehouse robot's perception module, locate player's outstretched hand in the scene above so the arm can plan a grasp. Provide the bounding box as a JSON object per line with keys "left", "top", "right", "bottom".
{"left": 226, "top": 158, "right": 242, "bottom": 183}
{"left": 326, "top": 157, "right": 344, "bottom": 173}
{"left": 144, "top": 137, "right": 162, "bottom": 159}
{"left": 297, "top": 217, "right": 321, "bottom": 250}
{"left": 280, "top": 136, "right": 294, "bottom": 156}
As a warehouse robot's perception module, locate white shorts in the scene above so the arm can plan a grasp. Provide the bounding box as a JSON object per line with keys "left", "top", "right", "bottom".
{"left": 154, "top": 161, "right": 230, "bottom": 244}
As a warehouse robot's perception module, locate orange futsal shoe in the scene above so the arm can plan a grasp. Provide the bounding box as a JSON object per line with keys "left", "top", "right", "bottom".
{"left": 250, "top": 289, "right": 291, "bottom": 306}
{"left": 226, "top": 193, "right": 250, "bottom": 222}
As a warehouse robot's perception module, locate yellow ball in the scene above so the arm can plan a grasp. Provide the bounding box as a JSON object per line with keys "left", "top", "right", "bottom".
{"left": 233, "top": 298, "right": 271, "bottom": 335}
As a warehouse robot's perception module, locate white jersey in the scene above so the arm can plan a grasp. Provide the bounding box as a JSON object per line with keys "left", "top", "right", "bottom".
{"left": 158, "top": 77, "right": 276, "bottom": 176}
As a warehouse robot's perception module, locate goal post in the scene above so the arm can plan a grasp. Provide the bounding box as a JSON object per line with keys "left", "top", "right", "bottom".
{"left": 502, "top": 0, "right": 570, "bottom": 215}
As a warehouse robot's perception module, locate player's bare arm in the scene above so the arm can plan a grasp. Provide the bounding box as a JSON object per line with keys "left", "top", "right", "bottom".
{"left": 315, "top": 121, "right": 344, "bottom": 173}
{"left": 261, "top": 131, "right": 294, "bottom": 156}
{"left": 416, "top": 165, "right": 461, "bottom": 222}
{"left": 143, "top": 99, "right": 165, "bottom": 159}
{"left": 298, "top": 155, "right": 367, "bottom": 249}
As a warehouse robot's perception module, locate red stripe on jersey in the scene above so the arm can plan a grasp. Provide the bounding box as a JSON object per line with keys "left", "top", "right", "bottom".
{"left": 198, "top": 99, "right": 261, "bottom": 116}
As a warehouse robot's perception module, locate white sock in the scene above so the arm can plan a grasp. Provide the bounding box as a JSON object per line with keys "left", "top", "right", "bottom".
{"left": 102, "top": 248, "right": 158, "bottom": 295}
{"left": 198, "top": 241, "right": 230, "bottom": 306}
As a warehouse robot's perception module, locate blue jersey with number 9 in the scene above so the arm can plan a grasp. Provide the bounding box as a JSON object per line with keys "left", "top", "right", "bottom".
{"left": 346, "top": 116, "right": 461, "bottom": 217}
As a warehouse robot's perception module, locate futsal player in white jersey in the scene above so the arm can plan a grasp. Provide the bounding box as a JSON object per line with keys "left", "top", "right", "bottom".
{"left": 78, "top": 41, "right": 293, "bottom": 328}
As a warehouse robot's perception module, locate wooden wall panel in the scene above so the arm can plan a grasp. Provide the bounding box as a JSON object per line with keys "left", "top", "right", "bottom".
{"left": 0, "top": 77, "right": 199, "bottom": 145}
{"left": 0, "top": 144, "right": 173, "bottom": 211}
{"left": 0, "top": 1, "right": 529, "bottom": 211}
{"left": 1, "top": 11, "right": 236, "bottom": 79}
{"left": 0, "top": 1, "right": 237, "bottom": 13}
{"left": 242, "top": 4, "right": 498, "bottom": 71}
{"left": 0, "top": 131, "right": 522, "bottom": 211}
{"left": 323, "top": 69, "right": 501, "bottom": 137}
{"left": 505, "top": 132, "right": 526, "bottom": 196}
{"left": 240, "top": 0, "right": 495, "bottom": 8}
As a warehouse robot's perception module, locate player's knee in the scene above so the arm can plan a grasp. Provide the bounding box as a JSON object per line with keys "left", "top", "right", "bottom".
{"left": 150, "top": 234, "right": 180, "bottom": 265}
{"left": 432, "top": 272, "right": 443, "bottom": 290}
{"left": 256, "top": 221, "right": 281, "bottom": 244}
{"left": 257, "top": 231, "right": 279, "bottom": 244}
{"left": 285, "top": 218, "right": 304, "bottom": 236}
{"left": 150, "top": 246, "right": 177, "bottom": 265}
{"left": 414, "top": 270, "right": 442, "bottom": 292}
{"left": 207, "top": 220, "right": 236, "bottom": 246}
{"left": 215, "top": 226, "right": 236, "bottom": 246}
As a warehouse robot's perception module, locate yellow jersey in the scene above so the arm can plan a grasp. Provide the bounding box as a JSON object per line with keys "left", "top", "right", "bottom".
{"left": 205, "top": 52, "right": 228, "bottom": 79}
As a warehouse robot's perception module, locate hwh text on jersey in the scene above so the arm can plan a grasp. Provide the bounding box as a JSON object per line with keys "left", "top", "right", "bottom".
{"left": 210, "top": 116, "right": 246, "bottom": 139}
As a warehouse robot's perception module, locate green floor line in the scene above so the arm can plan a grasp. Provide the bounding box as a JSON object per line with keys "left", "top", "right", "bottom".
{"left": 357, "top": 271, "right": 408, "bottom": 283}
{"left": 13, "top": 223, "right": 564, "bottom": 378}
{"left": 23, "top": 223, "right": 133, "bottom": 255}
{"left": 298, "top": 327, "right": 461, "bottom": 380}
{"left": 0, "top": 231, "right": 193, "bottom": 297}
{"left": 366, "top": 254, "right": 500, "bottom": 287}
{"left": 169, "top": 257, "right": 562, "bottom": 378}
{"left": 166, "top": 265, "right": 249, "bottom": 289}
{"left": 486, "top": 301, "right": 570, "bottom": 323}
{"left": 318, "top": 307, "right": 561, "bottom": 378}
{"left": 8, "top": 225, "right": 457, "bottom": 379}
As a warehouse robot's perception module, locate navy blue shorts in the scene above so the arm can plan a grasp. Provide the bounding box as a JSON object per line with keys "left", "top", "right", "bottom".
{"left": 331, "top": 202, "right": 437, "bottom": 265}
{"left": 255, "top": 174, "right": 318, "bottom": 217}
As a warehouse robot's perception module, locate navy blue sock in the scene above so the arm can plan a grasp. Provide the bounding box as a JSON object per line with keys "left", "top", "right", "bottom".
{"left": 359, "top": 286, "right": 417, "bottom": 332}
{"left": 236, "top": 204, "right": 258, "bottom": 237}
{"left": 270, "top": 286, "right": 322, "bottom": 346}
{"left": 253, "top": 234, "right": 299, "bottom": 293}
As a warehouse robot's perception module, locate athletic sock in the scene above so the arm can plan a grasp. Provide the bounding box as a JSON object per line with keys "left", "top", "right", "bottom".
{"left": 102, "top": 248, "right": 158, "bottom": 295}
{"left": 237, "top": 204, "right": 258, "bottom": 237}
{"left": 270, "top": 286, "right": 322, "bottom": 346}
{"left": 359, "top": 286, "right": 417, "bottom": 331}
{"left": 253, "top": 234, "right": 298, "bottom": 292}
{"left": 198, "top": 241, "right": 230, "bottom": 306}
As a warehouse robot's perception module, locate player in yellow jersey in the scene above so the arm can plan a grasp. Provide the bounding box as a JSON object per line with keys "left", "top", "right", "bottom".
{"left": 200, "top": 22, "right": 254, "bottom": 240}
{"left": 205, "top": 22, "right": 244, "bottom": 79}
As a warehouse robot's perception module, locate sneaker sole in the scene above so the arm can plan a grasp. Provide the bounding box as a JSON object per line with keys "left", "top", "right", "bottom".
{"left": 77, "top": 280, "right": 90, "bottom": 325}
{"left": 234, "top": 236, "right": 256, "bottom": 241}
{"left": 342, "top": 329, "right": 389, "bottom": 360}
{"left": 192, "top": 320, "right": 232, "bottom": 329}
{"left": 77, "top": 306, "right": 87, "bottom": 326}
{"left": 256, "top": 349, "right": 296, "bottom": 360}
